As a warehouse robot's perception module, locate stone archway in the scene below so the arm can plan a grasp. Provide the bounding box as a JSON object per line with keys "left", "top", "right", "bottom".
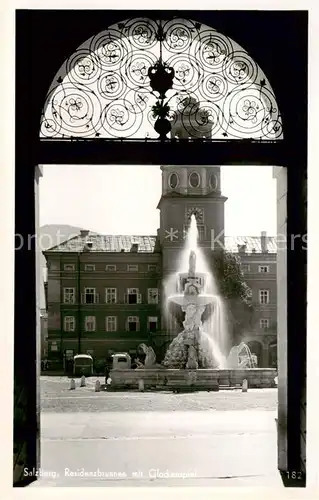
{"left": 14, "top": 10, "right": 307, "bottom": 487}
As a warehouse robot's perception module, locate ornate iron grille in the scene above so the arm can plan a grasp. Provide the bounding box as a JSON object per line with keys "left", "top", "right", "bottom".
{"left": 40, "top": 17, "right": 283, "bottom": 140}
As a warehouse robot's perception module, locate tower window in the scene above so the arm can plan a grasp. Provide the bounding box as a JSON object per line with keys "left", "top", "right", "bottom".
{"left": 168, "top": 172, "right": 179, "bottom": 189}
{"left": 210, "top": 173, "right": 218, "bottom": 191}
{"left": 189, "top": 171, "right": 200, "bottom": 188}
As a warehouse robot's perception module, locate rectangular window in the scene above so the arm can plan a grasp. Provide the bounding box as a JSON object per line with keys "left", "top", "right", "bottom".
{"left": 148, "top": 316, "right": 158, "bottom": 332}
{"left": 259, "top": 265, "right": 270, "bottom": 273}
{"left": 105, "top": 264, "right": 117, "bottom": 271}
{"left": 106, "top": 316, "right": 117, "bottom": 332}
{"left": 148, "top": 265, "right": 156, "bottom": 271}
{"left": 260, "top": 319, "right": 269, "bottom": 329}
{"left": 105, "top": 288, "right": 117, "bottom": 304}
{"left": 147, "top": 288, "right": 159, "bottom": 304}
{"left": 125, "top": 288, "right": 142, "bottom": 304}
{"left": 63, "top": 287, "right": 75, "bottom": 304}
{"left": 64, "top": 264, "right": 75, "bottom": 271}
{"left": 259, "top": 289, "right": 270, "bottom": 304}
{"left": 85, "top": 316, "right": 96, "bottom": 332}
{"left": 64, "top": 316, "right": 75, "bottom": 332}
{"left": 127, "top": 264, "right": 138, "bottom": 272}
{"left": 241, "top": 264, "right": 250, "bottom": 273}
{"left": 85, "top": 264, "right": 95, "bottom": 271}
{"left": 126, "top": 316, "right": 140, "bottom": 332}
{"left": 83, "top": 287, "right": 97, "bottom": 304}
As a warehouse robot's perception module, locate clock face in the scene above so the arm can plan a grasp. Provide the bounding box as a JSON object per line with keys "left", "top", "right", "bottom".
{"left": 186, "top": 207, "right": 204, "bottom": 223}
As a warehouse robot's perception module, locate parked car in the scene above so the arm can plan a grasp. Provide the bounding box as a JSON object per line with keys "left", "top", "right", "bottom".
{"left": 73, "top": 354, "right": 93, "bottom": 376}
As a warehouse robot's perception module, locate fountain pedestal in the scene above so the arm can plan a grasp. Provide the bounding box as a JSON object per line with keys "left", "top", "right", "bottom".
{"left": 186, "top": 346, "right": 198, "bottom": 369}
{"left": 181, "top": 329, "right": 199, "bottom": 346}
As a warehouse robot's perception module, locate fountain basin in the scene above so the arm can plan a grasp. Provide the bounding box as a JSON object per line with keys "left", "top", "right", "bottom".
{"left": 108, "top": 368, "right": 277, "bottom": 392}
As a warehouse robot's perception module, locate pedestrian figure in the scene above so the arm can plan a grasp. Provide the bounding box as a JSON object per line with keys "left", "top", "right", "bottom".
{"left": 69, "top": 358, "right": 74, "bottom": 376}
{"left": 105, "top": 365, "right": 110, "bottom": 385}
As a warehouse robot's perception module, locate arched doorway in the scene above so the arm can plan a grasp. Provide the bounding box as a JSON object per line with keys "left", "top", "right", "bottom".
{"left": 269, "top": 341, "right": 278, "bottom": 369}
{"left": 15, "top": 10, "right": 307, "bottom": 486}
{"left": 246, "top": 340, "right": 263, "bottom": 367}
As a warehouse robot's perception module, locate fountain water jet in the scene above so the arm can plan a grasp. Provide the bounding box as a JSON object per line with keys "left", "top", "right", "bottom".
{"left": 227, "top": 342, "right": 257, "bottom": 368}
{"left": 163, "top": 215, "right": 228, "bottom": 369}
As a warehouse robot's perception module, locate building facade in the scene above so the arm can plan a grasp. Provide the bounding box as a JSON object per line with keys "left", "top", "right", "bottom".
{"left": 44, "top": 166, "right": 277, "bottom": 368}
{"left": 233, "top": 238, "right": 277, "bottom": 368}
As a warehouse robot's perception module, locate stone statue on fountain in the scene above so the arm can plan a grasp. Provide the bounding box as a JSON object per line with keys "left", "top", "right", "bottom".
{"left": 144, "top": 346, "right": 157, "bottom": 367}
{"left": 135, "top": 343, "right": 162, "bottom": 369}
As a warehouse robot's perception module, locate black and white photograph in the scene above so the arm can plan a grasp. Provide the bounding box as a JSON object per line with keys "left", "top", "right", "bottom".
{"left": 11, "top": 6, "right": 311, "bottom": 492}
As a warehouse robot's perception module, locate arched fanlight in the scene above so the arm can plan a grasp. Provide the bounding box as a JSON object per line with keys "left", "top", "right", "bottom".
{"left": 40, "top": 17, "right": 283, "bottom": 141}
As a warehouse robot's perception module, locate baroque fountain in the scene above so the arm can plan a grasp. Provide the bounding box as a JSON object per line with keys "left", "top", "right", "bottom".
{"left": 162, "top": 248, "right": 226, "bottom": 371}
{"left": 109, "top": 216, "right": 277, "bottom": 391}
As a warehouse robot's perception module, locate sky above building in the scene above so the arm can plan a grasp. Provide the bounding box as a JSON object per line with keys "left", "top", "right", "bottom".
{"left": 39, "top": 165, "right": 276, "bottom": 237}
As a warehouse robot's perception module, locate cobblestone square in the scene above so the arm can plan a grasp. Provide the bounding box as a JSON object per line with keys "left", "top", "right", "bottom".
{"left": 33, "top": 376, "right": 281, "bottom": 487}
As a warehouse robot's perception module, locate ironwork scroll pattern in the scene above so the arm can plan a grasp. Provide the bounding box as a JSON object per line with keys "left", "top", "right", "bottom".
{"left": 40, "top": 17, "right": 283, "bottom": 140}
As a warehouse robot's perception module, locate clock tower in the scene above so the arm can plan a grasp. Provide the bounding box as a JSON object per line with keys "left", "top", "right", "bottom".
{"left": 157, "top": 165, "right": 227, "bottom": 276}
